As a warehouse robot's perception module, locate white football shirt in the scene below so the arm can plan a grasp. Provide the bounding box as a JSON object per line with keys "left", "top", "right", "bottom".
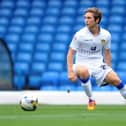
{"left": 70, "top": 26, "right": 111, "bottom": 68}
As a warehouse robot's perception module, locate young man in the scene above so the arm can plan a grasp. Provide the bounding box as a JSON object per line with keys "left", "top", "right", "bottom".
{"left": 67, "top": 7, "right": 126, "bottom": 110}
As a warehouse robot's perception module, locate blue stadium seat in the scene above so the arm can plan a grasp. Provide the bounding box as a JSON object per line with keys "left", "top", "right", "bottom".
{"left": 0, "top": 17, "right": 9, "bottom": 26}
{"left": 117, "top": 61, "right": 126, "bottom": 72}
{"left": 8, "top": 25, "right": 23, "bottom": 34}
{"left": 48, "top": 0, "right": 61, "bottom": 8}
{"left": 27, "top": 16, "right": 41, "bottom": 25}
{"left": 112, "top": 62, "right": 116, "bottom": 70}
{"left": 56, "top": 25, "right": 72, "bottom": 33}
{"left": 43, "top": 16, "right": 58, "bottom": 25}
{"left": 11, "top": 17, "right": 25, "bottom": 26}
{"left": 96, "top": 1, "right": 110, "bottom": 17}
{"left": 75, "top": 16, "right": 84, "bottom": 27}
{"left": 0, "top": 7, "right": 13, "bottom": 17}
{"left": 30, "top": 7, "right": 44, "bottom": 16}
{"left": 59, "top": 71, "right": 79, "bottom": 91}
{"left": 111, "top": 43, "right": 118, "bottom": 52}
{"left": 0, "top": 0, "right": 15, "bottom": 8}
{"left": 24, "top": 25, "right": 39, "bottom": 33}
{"left": 110, "top": 33, "right": 120, "bottom": 42}
{"left": 28, "top": 74, "right": 41, "bottom": 89}
{"left": 21, "top": 33, "right": 36, "bottom": 43}
{"left": 100, "top": 16, "right": 108, "bottom": 28}
{"left": 31, "top": 62, "right": 46, "bottom": 74}
{"left": 52, "top": 43, "right": 67, "bottom": 52}
{"left": 40, "top": 71, "right": 59, "bottom": 90}
{"left": 18, "top": 42, "right": 34, "bottom": 52}
{"left": 7, "top": 42, "right": 17, "bottom": 54}
{"left": 74, "top": 24, "right": 83, "bottom": 32}
{"left": 55, "top": 33, "right": 71, "bottom": 44}
{"left": 119, "top": 52, "right": 126, "bottom": 61}
{"left": 14, "top": 8, "right": 29, "bottom": 17}
{"left": 40, "top": 85, "right": 58, "bottom": 91}
{"left": 107, "top": 24, "right": 122, "bottom": 33}
{"left": 37, "top": 33, "right": 53, "bottom": 43}
{"left": 5, "top": 33, "right": 20, "bottom": 43}
{"left": 33, "top": 52, "right": 49, "bottom": 63}
{"left": 41, "top": 24, "right": 56, "bottom": 33}
{"left": 0, "top": 26, "right": 7, "bottom": 37}
{"left": 16, "top": 0, "right": 30, "bottom": 8}
{"left": 111, "top": 52, "right": 117, "bottom": 63}
{"left": 80, "top": 0, "right": 94, "bottom": 7}
{"left": 111, "top": 6, "right": 125, "bottom": 15}
{"left": 117, "top": 71, "right": 126, "bottom": 82}
{"left": 112, "top": 0, "right": 126, "bottom": 5}
{"left": 124, "top": 25, "right": 126, "bottom": 34}
{"left": 61, "top": 7, "right": 76, "bottom": 16}
{"left": 122, "top": 33, "right": 126, "bottom": 41}
{"left": 48, "top": 62, "right": 64, "bottom": 72}
{"left": 16, "top": 52, "right": 32, "bottom": 63}
{"left": 14, "top": 62, "right": 30, "bottom": 75}
{"left": 13, "top": 74, "right": 26, "bottom": 90}
{"left": 120, "top": 42, "right": 126, "bottom": 51}
{"left": 64, "top": 0, "right": 78, "bottom": 8}
{"left": 50, "top": 52, "right": 65, "bottom": 62}
{"left": 109, "top": 15, "right": 124, "bottom": 24}
{"left": 46, "top": 7, "right": 60, "bottom": 16}
{"left": 35, "top": 43, "right": 51, "bottom": 52}
{"left": 59, "top": 16, "right": 74, "bottom": 25}
{"left": 96, "top": 0, "right": 110, "bottom": 6}
{"left": 32, "top": 0, "right": 46, "bottom": 8}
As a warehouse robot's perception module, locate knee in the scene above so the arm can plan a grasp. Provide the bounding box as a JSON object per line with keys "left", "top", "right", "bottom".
{"left": 76, "top": 66, "right": 89, "bottom": 79}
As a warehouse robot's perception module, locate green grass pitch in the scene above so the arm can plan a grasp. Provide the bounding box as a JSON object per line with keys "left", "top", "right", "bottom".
{"left": 0, "top": 105, "right": 126, "bottom": 126}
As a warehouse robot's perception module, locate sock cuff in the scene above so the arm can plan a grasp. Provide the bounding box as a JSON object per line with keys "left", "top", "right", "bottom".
{"left": 78, "top": 76, "right": 90, "bottom": 83}
{"left": 116, "top": 81, "right": 125, "bottom": 90}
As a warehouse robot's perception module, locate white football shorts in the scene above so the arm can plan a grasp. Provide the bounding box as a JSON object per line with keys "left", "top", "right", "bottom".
{"left": 73, "top": 63, "right": 112, "bottom": 86}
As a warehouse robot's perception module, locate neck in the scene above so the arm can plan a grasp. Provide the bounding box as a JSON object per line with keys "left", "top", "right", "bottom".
{"left": 89, "top": 25, "right": 100, "bottom": 36}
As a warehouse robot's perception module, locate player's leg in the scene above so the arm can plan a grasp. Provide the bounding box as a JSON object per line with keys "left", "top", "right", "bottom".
{"left": 105, "top": 71, "right": 126, "bottom": 99}
{"left": 75, "top": 65, "right": 96, "bottom": 110}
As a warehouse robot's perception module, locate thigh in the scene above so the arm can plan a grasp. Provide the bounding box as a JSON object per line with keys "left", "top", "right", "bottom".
{"left": 105, "top": 70, "right": 121, "bottom": 86}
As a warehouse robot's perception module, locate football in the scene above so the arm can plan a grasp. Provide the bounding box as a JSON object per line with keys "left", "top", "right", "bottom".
{"left": 20, "top": 94, "right": 38, "bottom": 111}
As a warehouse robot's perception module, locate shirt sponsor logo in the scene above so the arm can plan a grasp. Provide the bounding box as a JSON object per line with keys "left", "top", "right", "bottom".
{"left": 90, "top": 46, "right": 96, "bottom": 51}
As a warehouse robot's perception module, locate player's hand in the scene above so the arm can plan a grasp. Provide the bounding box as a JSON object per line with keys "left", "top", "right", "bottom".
{"left": 68, "top": 72, "right": 77, "bottom": 82}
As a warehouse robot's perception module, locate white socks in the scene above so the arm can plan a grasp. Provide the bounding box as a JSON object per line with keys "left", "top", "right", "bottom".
{"left": 119, "top": 85, "right": 126, "bottom": 99}
{"left": 81, "top": 80, "right": 93, "bottom": 100}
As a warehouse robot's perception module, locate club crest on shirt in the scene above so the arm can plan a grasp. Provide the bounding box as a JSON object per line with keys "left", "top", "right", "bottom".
{"left": 101, "top": 39, "right": 106, "bottom": 46}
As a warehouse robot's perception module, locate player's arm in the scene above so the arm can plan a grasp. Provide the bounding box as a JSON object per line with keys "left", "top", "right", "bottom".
{"left": 104, "top": 48, "right": 112, "bottom": 67}
{"left": 67, "top": 47, "right": 77, "bottom": 82}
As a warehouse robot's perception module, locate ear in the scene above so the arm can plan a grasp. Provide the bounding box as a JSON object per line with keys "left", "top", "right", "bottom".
{"left": 95, "top": 18, "right": 99, "bottom": 24}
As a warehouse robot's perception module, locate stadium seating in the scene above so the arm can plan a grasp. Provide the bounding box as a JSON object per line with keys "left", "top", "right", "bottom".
{"left": 0, "top": 0, "right": 126, "bottom": 90}
{"left": 40, "top": 71, "right": 59, "bottom": 90}
{"left": 13, "top": 74, "right": 26, "bottom": 90}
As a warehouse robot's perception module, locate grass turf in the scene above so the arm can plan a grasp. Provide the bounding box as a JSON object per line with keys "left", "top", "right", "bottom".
{"left": 0, "top": 105, "right": 126, "bottom": 126}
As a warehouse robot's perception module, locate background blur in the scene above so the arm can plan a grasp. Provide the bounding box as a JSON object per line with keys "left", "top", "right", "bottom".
{"left": 0, "top": 0, "right": 126, "bottom": 91}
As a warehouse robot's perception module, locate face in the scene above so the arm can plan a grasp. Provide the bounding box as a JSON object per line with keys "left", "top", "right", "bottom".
{"left": 84, "top": 12, "right": 98, "bottom": 29}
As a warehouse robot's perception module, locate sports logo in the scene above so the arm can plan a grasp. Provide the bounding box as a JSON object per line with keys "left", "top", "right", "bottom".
{"left": 90, "top": 46, "right": 96, "bottom": 51}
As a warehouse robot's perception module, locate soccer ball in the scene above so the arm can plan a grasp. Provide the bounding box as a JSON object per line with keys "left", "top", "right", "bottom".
{"left": 20, "top": 94, "right": 38, "bottom": 111}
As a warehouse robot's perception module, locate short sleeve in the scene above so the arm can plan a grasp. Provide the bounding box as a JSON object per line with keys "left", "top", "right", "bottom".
{"left": 69, "top": 34, "right": 78, "bottom": 50}
{"left": 104, "top": 32, "right": 111, "bottom": 49}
